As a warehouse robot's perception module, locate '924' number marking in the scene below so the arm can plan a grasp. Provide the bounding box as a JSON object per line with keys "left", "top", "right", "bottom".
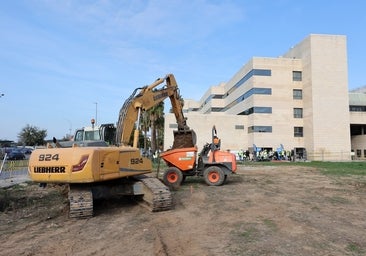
{"left": 39, "top": 154, "right": 60, "bottom": 161}
{"left": 130, "top": 158, "right": 143, "bottom": 164}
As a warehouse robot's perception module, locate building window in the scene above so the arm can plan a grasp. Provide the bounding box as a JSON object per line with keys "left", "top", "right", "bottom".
{"left": 294, "top": 127, "right": 303, "bottom": 137}
{"left": 293, "top": 89, "right": 302, "bottom": 99}
{"left": 248, "top": 126, "right": 272, "bottom": 133}
{"left": 185, "top": 107, "right": 200, "bottom": 112}
{"left": 211, "top": 107, "right": 224, "bottom": 112}
{"left": 357, "top": 149, "right": 361, "bottom": 158}
{"left": 239, "top": 107, "right": 272, "bottom": 115}
{"left": 293, "top": 108, "right": 303, "bottom": 118}
{"left": 293, "top": 71, "right": 302, "bottom": 81}
{"left": 254, "top": 107, "right": 272, "bottom": 114}
{"left": 235, "top": 125, "right": 245, "bottom": 130}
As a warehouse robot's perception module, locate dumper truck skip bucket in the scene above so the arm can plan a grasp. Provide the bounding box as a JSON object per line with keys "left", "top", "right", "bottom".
{"left": 160, "top": 147, "right": 197, "bottom": 171}
{"left": 172, "top": 130, "right": 197, "bottom": 149}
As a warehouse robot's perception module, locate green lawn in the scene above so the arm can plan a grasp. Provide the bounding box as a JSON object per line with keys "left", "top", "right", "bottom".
{"left": 240, "top": 161, "right": 366, "bottom": 176}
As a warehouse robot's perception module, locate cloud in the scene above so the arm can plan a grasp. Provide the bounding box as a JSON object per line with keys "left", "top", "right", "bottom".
{"left": 36, "top": 0, "right": 244, "bottom": 43}
{"left": 9, "top": 0, "right": 245, "bottom": 81}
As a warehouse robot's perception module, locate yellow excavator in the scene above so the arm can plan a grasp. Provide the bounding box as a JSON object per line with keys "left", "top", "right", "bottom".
{"left": 28, "top": 74, "right": 196, "bottom": 218}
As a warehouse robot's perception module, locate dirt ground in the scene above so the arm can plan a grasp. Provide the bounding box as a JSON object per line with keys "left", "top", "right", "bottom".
{"left": 1, "top": 165, "right": 366, "bottom": 256}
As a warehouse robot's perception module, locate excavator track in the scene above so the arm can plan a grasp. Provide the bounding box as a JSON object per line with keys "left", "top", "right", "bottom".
{"left": 68, "top": 186, "right": 94, "bottom": 218}
{"left": 67, "top": 177, "right": 172, "bottom": 218}
{"left": 137, "top": 176, "right": 173, "bottom": 212}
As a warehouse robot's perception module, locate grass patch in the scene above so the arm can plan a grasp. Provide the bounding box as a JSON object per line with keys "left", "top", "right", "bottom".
{"left": 326, "top": 196, "right": 351, "bottom": 205}
{"left": 263, "top": 218, "right": 278, "bottom": 231}
{"left": 240, "top": 161, "right": 366, "bottom": 176}
{"left": 297, "top": 161, "right": 366, "bottom": 176}
{"left": 237, "top": 225, "right": 259, "bottom": 242}
{"left": 346, "top": 242, "right": 364, "bottom": 254}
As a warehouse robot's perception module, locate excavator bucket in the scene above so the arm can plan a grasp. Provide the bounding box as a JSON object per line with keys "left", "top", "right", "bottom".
{"left": 172, "top": 130, "right": 197, "bottom": 149}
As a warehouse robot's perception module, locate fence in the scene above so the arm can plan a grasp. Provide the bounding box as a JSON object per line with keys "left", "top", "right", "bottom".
{"left": 0, "top": 159, "right": 29, "bottom": 174}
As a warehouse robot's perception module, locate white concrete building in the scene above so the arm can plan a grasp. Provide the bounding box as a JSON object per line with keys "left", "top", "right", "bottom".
{"left": 164, "top": 34, "right": 362, "bottom": 161}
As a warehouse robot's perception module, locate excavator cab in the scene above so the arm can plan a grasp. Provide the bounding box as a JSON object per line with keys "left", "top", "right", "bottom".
{"left": 74, "top": 123, "right": 116, "bottom": 145}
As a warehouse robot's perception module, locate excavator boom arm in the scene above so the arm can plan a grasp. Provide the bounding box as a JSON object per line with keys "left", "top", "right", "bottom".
{"left": 116, "top": 74, "right": 194, "bottom": 147}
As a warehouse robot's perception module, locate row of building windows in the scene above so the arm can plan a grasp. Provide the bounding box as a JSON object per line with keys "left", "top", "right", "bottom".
{"left": 207, "top": 106, "right": 304, "bottom": 117}
{"left": 226, "top": 69, "right": 272, "bottom": 97}
{"left": 220, "top": 88, "right": 302, "bottom": 113}
{"left": 247, "top": 126, "right": 303, "bottom": 137}
{"left": 221, "top": 87, "right": 272, "bottom": 112}
{"left": 197, "top": 70, "right": 303, "bottom": 113}
{"left": 199, "top": 69, "right": 273, "bottom": 110}
{"left": 226, "top": 69, "right": 301, "bottom": 97}
{"left": 170, "top": 123, "right": 304, "bottom": 137}
{"left": 236, "top": 107, "right": 303, "bottom": 118}
{"left": 201, "top": 94, "right": 224, "bottom": 108}
{"left": 248, "top": 126, "right": 272, "bottom": 133}
{"left": 353, "top": 149, "right": 366, "bottom": 158}
{"left": 350, "top": 105, "right": 366, "bottom": 112}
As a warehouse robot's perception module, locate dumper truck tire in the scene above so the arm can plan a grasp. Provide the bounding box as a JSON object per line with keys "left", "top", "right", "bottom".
{"left": 203, "top": 166, "right": 225, "bottom": 186}
{"left": 163, "top": 167, "right": 183, "bottom": 189}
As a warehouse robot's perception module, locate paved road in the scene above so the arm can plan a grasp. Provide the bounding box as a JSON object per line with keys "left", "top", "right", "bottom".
{"left": 0, "top": 168, "right": 31, "bottom": 188}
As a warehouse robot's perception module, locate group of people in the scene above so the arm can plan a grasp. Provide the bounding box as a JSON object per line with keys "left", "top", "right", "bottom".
{"left": 237, "top": 150, "right": 252, "bottom": 161}
{"left": 237, "top": 149, "right": 294, "bottom": 162}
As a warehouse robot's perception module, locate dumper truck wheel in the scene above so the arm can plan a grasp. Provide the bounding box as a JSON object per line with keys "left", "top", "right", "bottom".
{"left": 203, "top": 166, "right": 225, "bottom": 186}
{"left": 163, "top": 167, "right": 183, "bottom": 189}
{"left": 181, "top": 175, "right": 186, "bottom": 184}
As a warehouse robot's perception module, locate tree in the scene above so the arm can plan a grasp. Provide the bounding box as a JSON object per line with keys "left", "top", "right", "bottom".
{"left": 148, "top": 101, "right": 165, "bottom": 154}
{"left": 140, "top": 111, "right": 151, "bottom": 153}
{"left": 155, "top": 108, "right": 165, "bottom": 151}
{"left": 18, "top": 124, "right": 47, "bottom": 146}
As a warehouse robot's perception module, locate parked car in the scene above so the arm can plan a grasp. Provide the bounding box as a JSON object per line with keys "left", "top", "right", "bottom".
{"left": 20, "top": 148, "right": 33, "bottom": 154}
{"left": 7, "top": 150, "right": 26, "bottom": 160}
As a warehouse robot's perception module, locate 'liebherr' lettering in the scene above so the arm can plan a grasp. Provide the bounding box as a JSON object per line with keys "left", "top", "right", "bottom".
{"left": 34, "top": 166, "right": 66, "bottom": 173}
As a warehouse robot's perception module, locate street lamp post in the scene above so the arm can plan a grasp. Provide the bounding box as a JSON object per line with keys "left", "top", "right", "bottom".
{"left": 66, "top": 119, "right": 72, "bottom": 138}
{"left": 94, "top": 102, "right": 98, "bottom": 126}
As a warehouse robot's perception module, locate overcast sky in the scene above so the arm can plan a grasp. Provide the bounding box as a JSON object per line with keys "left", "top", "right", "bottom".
{"left": 1, "top": 0, "right": 365, "bottom": 141}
